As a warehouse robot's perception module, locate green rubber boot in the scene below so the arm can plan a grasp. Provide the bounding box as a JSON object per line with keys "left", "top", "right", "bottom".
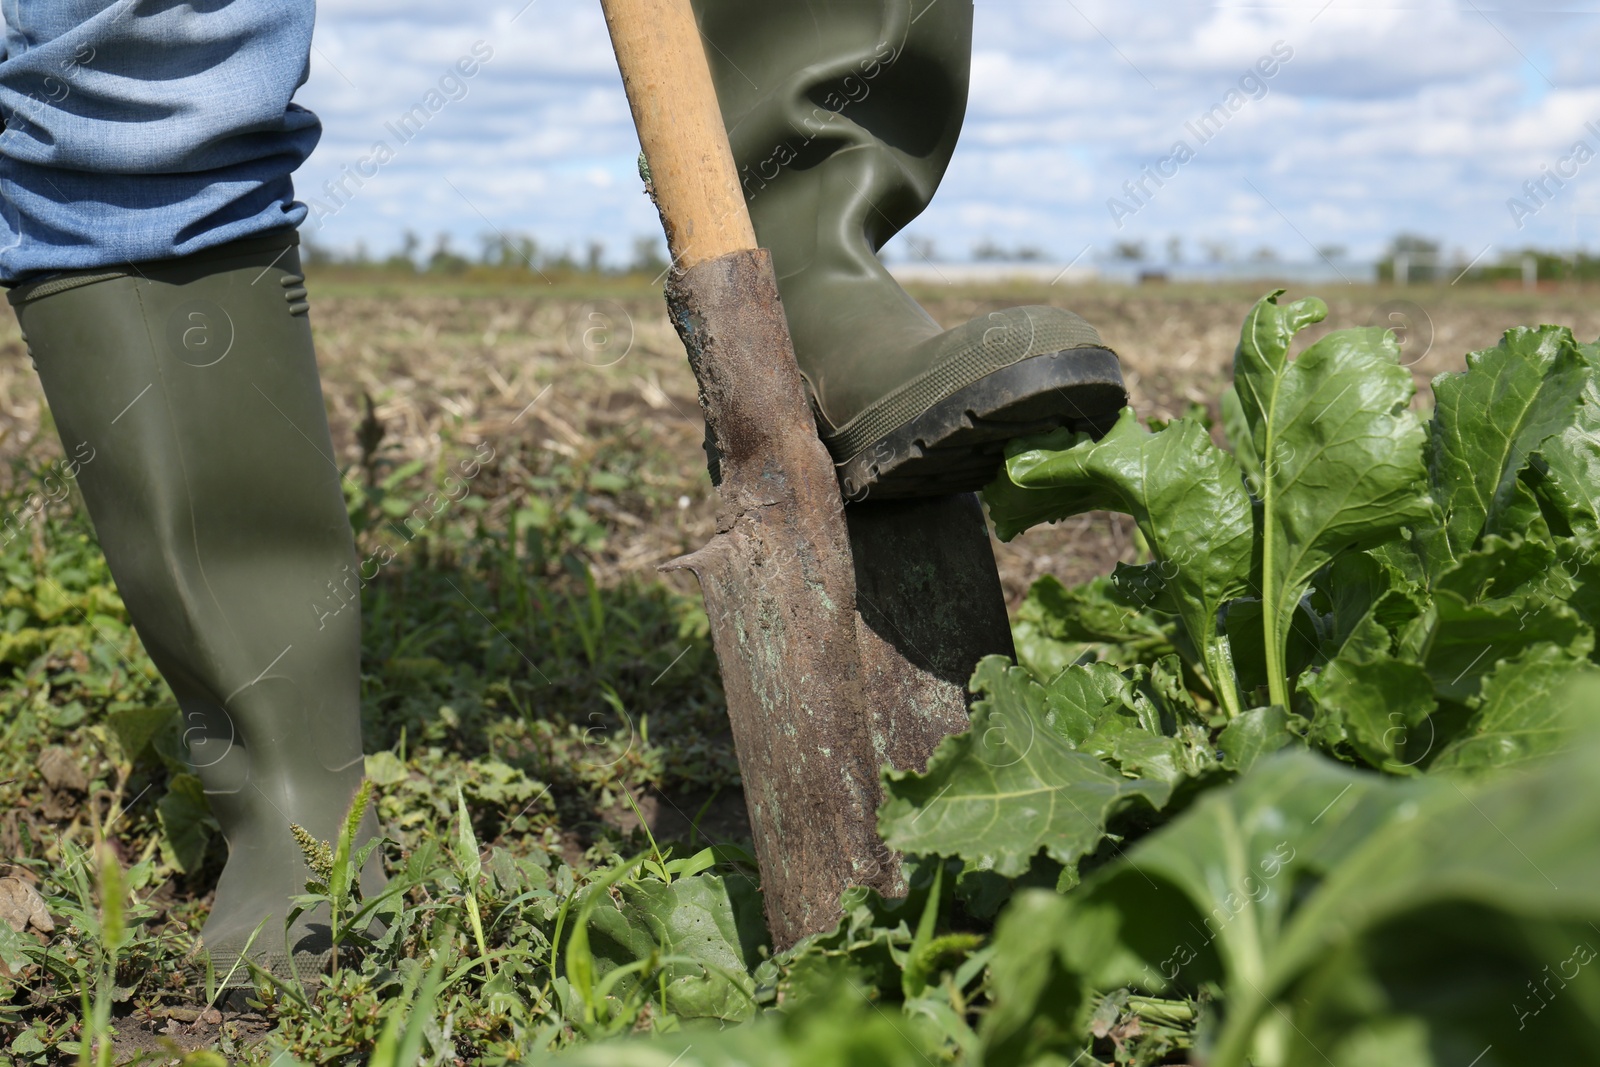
{"left": 9, "top": 232, "right": 381, "bottom": 985}
{"left": 693, "top": 0, "right": 1126, "bottom": 499}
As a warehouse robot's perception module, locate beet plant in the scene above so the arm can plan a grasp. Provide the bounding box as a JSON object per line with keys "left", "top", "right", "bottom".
{"left": 555, "top": 292, "right": 1600, "bottom": 1067}
{"left": 875, "top": 291, "right": 1600, "bottom": 1065}
{"left": 983, "top": 291, "right": 1600, "bottom": 776}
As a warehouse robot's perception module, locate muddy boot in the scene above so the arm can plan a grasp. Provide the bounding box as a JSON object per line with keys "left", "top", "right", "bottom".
{"left": 692, "top": 0, "right": 1126, "bottom": 499}
{"left": 10, "top": 232, "right": 381, "bottom": 986}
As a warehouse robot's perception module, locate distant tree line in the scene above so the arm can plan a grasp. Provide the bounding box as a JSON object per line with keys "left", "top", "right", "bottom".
{"left": 302, "top": 229, "right": 1600, "bottom": 285}
{"left": 301, "top": 230, "right": 672, "bottom": 277}
{"left": 1376, "top": 232, "right": 1600, "bottom": 285}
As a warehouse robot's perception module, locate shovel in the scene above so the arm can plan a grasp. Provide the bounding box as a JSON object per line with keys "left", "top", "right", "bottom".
{"left": 599, "top": 0, "right": 1013, "bottom": 949}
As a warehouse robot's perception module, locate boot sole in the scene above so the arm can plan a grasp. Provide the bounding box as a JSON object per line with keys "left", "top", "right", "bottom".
{"left": 184, "top": 948, "right": 332, "bottom": 993}
{"left": 834, "top": 346, "right": 1125, "bottom": 501}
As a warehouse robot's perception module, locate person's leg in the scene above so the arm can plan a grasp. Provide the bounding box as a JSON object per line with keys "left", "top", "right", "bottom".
{"left": 0, "top": 0, "right": 321, "bottom": 279}
{"left": 0, "top": 3, "right": 376, "bottom": 982}
{"left": 693, "top": 0, "right": 1127, "bottom": 499}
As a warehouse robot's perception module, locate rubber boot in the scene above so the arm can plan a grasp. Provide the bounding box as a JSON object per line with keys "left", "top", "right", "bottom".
{"left": 693, "top": 0, "right": 1126, "bottom": 499}
{"left": 9, "top": 232, "right": 381, "bottom": 985}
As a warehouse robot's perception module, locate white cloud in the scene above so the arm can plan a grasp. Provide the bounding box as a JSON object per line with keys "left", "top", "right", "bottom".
{"left": 293, "top": 0, "right": 1600, "bottom": 265}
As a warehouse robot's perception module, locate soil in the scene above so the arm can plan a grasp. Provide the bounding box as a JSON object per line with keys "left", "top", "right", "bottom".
{"left": 110, "top": 1006, "right": 272, "bottom": 1064}
{"left": 1, "top": 274, "right": 1593, "bottom": 608}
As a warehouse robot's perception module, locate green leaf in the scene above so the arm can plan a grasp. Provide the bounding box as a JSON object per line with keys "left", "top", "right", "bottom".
{"left": 363, "top": 751, "right": 409, "bottom": 787}
{"left": 1433, "top": 534, "right": 1556, "bottom": 604}
{"left": 1285, "top": 907, "right": 1600, "bottom": 1067}
{"left": 980, "top": 890, "right": 1099, "bottom": 1067}
{"left": 1317, "top": 549, "right": 1428, "bottom": 666}
{"left": 1072, "top": 659, "right": 1219, "bottom": 786}
{"left": 105, "top": 705, "right": 178, "bottom": 767}
{"left": 564, "top": 859, "right": 648, "bottom": 1023}
{"left": 1430, "top": 643, "right": 1598, "bottom": 775}
{"left": 1551, "top": 533, "right": 1600, "bottom": 634}
{"left": 1257, "top": 722, "right": 1600, "bottom": 1064}
{"left": 661, "top": 847, "right": 717, "bottom": 881}
{"left": 1040, "top": 661, "right": 1131, "bottom": 745}
{"left": 900, "top": 864, "right": 944, "bottom": 1000}
{"left": 156, "top": 773, "right": 216, "bottom": 875}
{"left": 179, "top": 1053, "right": 228, "bottom": 1067}
{"left": 454, "top": 786, "right": 482, "bottom": 886}
{"left": 1065, "top": 755, "right": 1405, "bottom": 1001}
{"left": 1011, "top": 574, "right": 1175, "bottom": 680}
{"left": 586, "top": 873, "right": 766, "bottom": 1022}
{"left": 1219, "top": 384, "right": 1260, "bottom": 478}
{"left": 98, "top": 845, "right": 125, "bottom": 953}
{"left": 1231, "top": 291, "right": 1434, "bottom": 709}
{"left": 1008, "top": 617, "right": 1083, "bottom": 687}
{"left": 369, "top": 926, "right": 450, "bottom": 1067}
{"left": 1019, "top": 573, "right": 1169, "bottom": 647}
{"left": 879, "top": 657, "right": 1170, "bottom": 878}
{"left": 9, "top": 1030, "right": 47, "bottom": 1056}
{"left": 1428, "top": 325, "right": 1591, "bottom": 561}
{"left": 1216, "top": 705, "right": 1293, "bottom": 773}
{"left": 1301, "top": 654, "right": 1436, "bottom": 772}
{"left": 768, "top": 883, "right": 920, "bottom": 1005}
{"left": 0, "top": 921, "right": 32, "bottom": 973}
{"left": 1231, "top": 292, "right": 1330, "bottom": 468}
{"left": 1027, "top": 680, "right": 1600, "bottom": 1067}
{"left": 534, "top": 989, "right": 940, "bottom": 1066}
{"left": 1220, "top": 596, "right": 1326, "bottom": 702}
{"left": 987, "top": 410, "right": 1255, "bottom": 717}
{"left": 1422, "top": 589, "right": 1591, "bottom": 703}
{"left": 1532, "top": 366, "right": 1600, "bottom": 538}
{"left": 975, "top": 756, "right": 1399, "bottom": 1066}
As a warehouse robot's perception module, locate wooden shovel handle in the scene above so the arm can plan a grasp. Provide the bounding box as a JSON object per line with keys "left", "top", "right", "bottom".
{"left": 599, "top": 0, "right": 758, "bottom": 269}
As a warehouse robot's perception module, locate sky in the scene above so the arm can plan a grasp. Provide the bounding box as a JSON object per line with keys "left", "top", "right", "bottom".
{"left": 297, "top": 1, "right": 1600, "bottom": 269}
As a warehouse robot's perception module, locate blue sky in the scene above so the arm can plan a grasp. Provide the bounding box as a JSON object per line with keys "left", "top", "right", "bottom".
{"left": 298, "top": 1, "right": 1600, "bottom": 267}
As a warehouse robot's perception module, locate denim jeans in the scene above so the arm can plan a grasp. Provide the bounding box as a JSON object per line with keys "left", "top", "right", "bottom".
{"left": 0, "top": 0, "right": 319, "bottom": 282}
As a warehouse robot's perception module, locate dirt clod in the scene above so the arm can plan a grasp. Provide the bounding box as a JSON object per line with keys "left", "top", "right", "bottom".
{"left": 0, "top": 875, "right": 53, "bottom": 935}
{"left": 38, "top": 746, "right": 87, "bottom": 793}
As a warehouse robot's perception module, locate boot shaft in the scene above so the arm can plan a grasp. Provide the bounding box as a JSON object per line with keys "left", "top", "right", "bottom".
{"left": 12, "top": 234, "right": 366, "bottom": 832}
{"left": 693, "top": 0, "right": 975, "bottom": 434}
{"left": 694, "top": 0, "right": 972, "bottom": 245}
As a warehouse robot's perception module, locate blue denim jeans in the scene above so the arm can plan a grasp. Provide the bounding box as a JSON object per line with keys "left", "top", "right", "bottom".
{"left": 0, "top": 1, "right": 319, "bottom": 282}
